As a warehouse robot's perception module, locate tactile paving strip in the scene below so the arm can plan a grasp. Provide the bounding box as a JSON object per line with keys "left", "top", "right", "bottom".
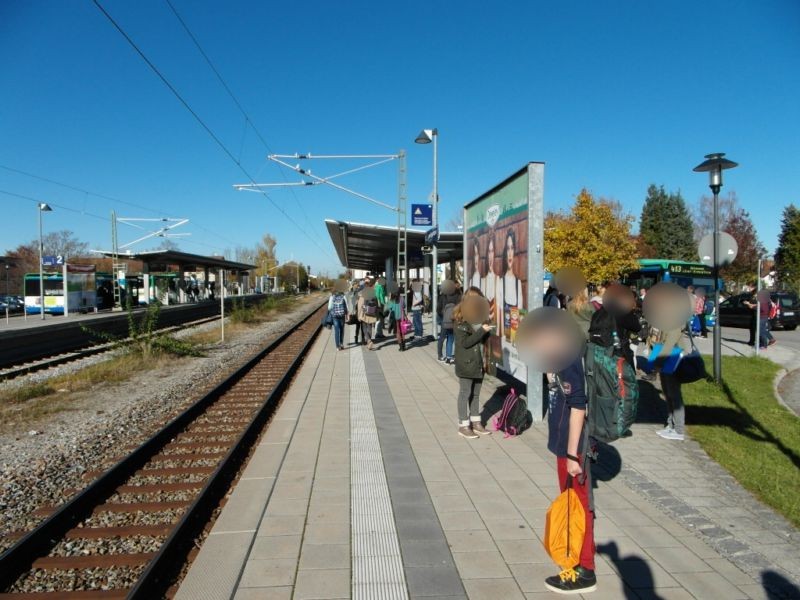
{"left": 350, "top": 349, "right": 409, "bottom": 599}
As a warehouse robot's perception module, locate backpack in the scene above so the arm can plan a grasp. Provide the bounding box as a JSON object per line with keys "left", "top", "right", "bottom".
{"left": 492, "top": 388, "right": 533, "bottom": 437}
{"left": 769, "top": 300, "right": 779, "bottom": 320}
{"left": 584, "top": 342, "right": 639, "bottom": 443}
{"left": 364, "top": 298, "right": 379, "bottom": 317}
{"left": 331, "top": 293, "right": 346, "bottom": 318}
{"left": 544, "top": 288, "right": 561, "bottom": 309}
{"left": 588, "top": 307, "right": 618, "bottom": 348}
{"left": 442, "top": 302, "right": 457, "bottom": 329}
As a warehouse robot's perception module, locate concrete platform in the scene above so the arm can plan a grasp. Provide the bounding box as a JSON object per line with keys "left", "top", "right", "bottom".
{"left": 177, "top": 327, "right": 800, "bottom": 600}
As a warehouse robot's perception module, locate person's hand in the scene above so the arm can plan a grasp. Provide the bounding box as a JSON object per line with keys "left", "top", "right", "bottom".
{"left": 481, "top": 324, "right": 492, "bottom": 332}
{"left": 566, "top": 459, "right": 583, "bottom": 477}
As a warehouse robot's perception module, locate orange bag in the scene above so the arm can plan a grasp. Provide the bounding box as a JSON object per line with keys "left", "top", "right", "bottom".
{"left": 543, "top": 475, "right": 586, "bottom": 570}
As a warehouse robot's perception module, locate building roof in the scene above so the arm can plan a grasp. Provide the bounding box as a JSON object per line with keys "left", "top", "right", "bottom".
{"left": 325, "top": 219, "right": 463, "bottom": 272}
{"left": 96, "top": 250, "right": 255, "bottom": 272}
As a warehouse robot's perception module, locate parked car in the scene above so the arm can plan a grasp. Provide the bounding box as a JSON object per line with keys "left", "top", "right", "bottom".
{"left": 0, "top": 295, "right": 24, "bottom": 313}
{"left": 718, "top": 291, "right": 798, "bottom": 331}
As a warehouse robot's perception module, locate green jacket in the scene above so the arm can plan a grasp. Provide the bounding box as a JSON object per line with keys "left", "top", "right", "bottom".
{"left": 375, "top": 283, "right": 386, "bottom": 306}
{"left": 454, "top": 321, "right": 490, "bottom": 379}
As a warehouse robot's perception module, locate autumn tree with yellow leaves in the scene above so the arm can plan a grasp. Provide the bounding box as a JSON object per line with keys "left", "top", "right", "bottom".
{"left": 544, "top": 189, "right": 637, "bottom": 284}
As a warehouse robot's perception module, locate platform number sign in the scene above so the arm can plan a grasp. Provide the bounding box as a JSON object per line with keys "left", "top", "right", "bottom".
{"left": 42, "top": 255, "right": 64, "bottom": 266}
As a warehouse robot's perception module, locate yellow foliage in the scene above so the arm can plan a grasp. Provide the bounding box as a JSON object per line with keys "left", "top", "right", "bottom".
{"left": 544, "top": 189, "right": 637, "bottom": 284}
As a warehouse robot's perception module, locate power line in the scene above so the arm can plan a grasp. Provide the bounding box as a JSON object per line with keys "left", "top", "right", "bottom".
{"left": 163, "top": 0, "right": 318, "bottom": 237}
{"left": 0, "top": 163, "right": 240, "bottom": 248}
{"left": 0, "top": 188, "right": 111, "bottom": 223}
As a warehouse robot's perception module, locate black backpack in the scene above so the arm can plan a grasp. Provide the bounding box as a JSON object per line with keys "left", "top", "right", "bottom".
{"left": 364, "top": 298, "right": 379, "bottom": 317}
{"left": 492, "top": 389, "right": 533, "bottom": 437}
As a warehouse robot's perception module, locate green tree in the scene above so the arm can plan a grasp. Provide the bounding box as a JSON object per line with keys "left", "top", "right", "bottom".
{"left": 775, "top": 204, "right": 800, "bottom": 292}
{"left": 545, "top": 188, "right": 637, "bottom": 284}
{"left": 639, "top": 185, "right": 697, "bottom": 260}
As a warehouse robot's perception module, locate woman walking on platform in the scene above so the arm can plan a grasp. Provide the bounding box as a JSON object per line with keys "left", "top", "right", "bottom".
{"left": 388, "top": 289, "right": 406, "bottom": 351}
{"left": 453, "top": 286, "right": 493, "bottom": 439}
{"left": 357, "top": 287, "right": 378, "bottom": 350}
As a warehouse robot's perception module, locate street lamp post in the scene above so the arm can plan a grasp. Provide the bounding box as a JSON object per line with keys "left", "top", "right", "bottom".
{"left": 37, "top": 203, "right": 53, "bottom": 321}
{"left": 4, "top": 264, "right": 9, "bottom": 325}
{"left": 693, "top": 153, "right": 738, "bottom": 383}
{"left": 415, "top": 128, "right": 438, "bottom": 340}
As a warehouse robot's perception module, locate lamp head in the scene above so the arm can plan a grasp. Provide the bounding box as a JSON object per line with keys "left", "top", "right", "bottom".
{"left": 38, "top": 203, "right": 53, "bottom": 212}
{"left": 693, "top": 152, "right": 738, "bottom": 193}
{"left": 414, "top": 129, "right": 437, "bottom": 144}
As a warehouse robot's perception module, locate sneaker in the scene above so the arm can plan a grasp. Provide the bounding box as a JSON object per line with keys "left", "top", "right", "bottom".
{"left": 657, "top": 429, "right": 685, "bottom": 441}
{"left": 472, "top": 422, "right": 491, "bottom": 435}
{"left": 458, "top": 426, "right": 479, "bottom": 439}
{"left": 437, "top": 356, "right": 447, "bottom": 362}
{"left": 544, "top": 566, "right": 597, "bottom": 594}
{"left": 655, "top": 427, "right": 673, "bottom": 436}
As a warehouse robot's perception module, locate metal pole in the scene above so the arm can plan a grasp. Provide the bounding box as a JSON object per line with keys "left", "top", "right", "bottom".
{"left": 5, "top": 265, "right": 9, "bottom": 324}
{"left": 219, "top": 268, "right": 225, "bottom": 342}
{"left": 38, "top": 206, "right": 45, "bottom": 321}
{"left": 755, "top": 258, "right": 762, "bottom": 357}
{"left": 712, "top": 188, "right": 721, "bottom": 382}
{"left": 431, "top": 131, "right": 438, "bottom": 341}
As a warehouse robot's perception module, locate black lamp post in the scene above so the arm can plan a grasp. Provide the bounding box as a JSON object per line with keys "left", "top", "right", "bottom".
{"left": 693, "top": 152, "right": 738, "bottom": 383}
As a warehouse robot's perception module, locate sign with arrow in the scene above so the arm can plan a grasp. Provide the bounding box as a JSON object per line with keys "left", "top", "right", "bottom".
{"left": 425, "top": 226, "right": 439, "bottom": 245}
{"left": 411, "top": 203, "right": 433, "bottom": 226}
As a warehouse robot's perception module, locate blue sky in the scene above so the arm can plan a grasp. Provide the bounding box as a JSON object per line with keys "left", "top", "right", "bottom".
{"left": 1, "top": 0, "right": 798, "bottom": 275}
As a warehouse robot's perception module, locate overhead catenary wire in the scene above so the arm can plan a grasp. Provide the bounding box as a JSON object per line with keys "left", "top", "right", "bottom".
{"left": 0, "top": 163, "right": 239, "bottom": 249}
{"left": 93, "top": 0, "right": 333, "bottom": 260}
{"left": 163, "top": 0, "right": 319, "bottom": 240}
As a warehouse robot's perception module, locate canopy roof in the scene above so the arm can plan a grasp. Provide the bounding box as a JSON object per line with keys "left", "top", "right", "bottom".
{"left": 325, "top": 219, "right": 463, "bottom": 272}
{"left": 96, "top": 250, "right": 255, "bottom": 272}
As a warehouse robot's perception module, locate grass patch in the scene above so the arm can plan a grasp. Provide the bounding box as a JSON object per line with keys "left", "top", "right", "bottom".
{"left": 0, "top": 353, "right": 179, "bottom": 430}
{"left": 683, "top": 355, "right": 800, "bottom": 528}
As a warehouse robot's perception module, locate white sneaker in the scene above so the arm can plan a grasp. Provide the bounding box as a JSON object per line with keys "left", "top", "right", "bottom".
{"left": 657, "top": 429, "right": 685, "bottom": 441}
{"left": 655, "top": 427, "right": 672, "bottom": 436}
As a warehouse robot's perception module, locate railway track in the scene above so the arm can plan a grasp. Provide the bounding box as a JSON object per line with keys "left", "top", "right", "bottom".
{"left": 0, "top": 314, "right": 222, "bottom": 381}
{"left": 0, "top": 303, "right": 327, "bottom": 599}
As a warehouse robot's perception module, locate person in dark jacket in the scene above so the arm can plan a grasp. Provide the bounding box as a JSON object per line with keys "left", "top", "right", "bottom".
{"left": 437, "top": 282, "right": 462, "bottom": 363}
{"left": 453, "top": 287, "right": 493, "bottom": 439}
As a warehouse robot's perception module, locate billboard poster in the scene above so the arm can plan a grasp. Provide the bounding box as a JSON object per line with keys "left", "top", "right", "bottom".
{"left": 464, "top": 168, "right": 531, "bottom": 382}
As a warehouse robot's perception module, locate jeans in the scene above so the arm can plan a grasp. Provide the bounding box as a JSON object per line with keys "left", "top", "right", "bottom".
{"left": 660, "top": 372, "right": 685, "bottom": 434}
{"left": 457, "top": 377, "right": 482, "bottom": 424}
{"left": 376, "top": 307, "right": 385, "bottom": 337}
{"left": 696, "top": 313, "right": 708, "bottom": 336}
{"left": 412, "top": 309, "right": 423, "bottom": 337}
{"left": 759, "top": 317, "right": 774, "bottom": 348}
{"left": 444, "top": 329, "right": 454, "bottom": 358}
{"left": 353, "top": 320, "right": 361, "bottom": 343}
{"left": 437, "top": 316, "right": 445, "bottom": 358}
{"left": 332, "top": 316, "right": 345, "bottom": 348}
{"left": 361, "top": 321, "right": 373, "bottom": 344}
{"left": 556, "top": 456, "right": 595, "bottom": 571}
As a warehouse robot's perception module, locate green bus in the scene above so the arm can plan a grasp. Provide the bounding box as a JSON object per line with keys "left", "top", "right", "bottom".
{"left": 622, "top": 259, "right": 721, "bottom": 292}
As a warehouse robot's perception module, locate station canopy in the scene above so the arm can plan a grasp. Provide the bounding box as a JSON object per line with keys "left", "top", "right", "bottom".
{"left": 96, "top": 250, "right": 255, "bottom": 273}
{"left": 325, "top": 219, "right": 463, "bottom": 273}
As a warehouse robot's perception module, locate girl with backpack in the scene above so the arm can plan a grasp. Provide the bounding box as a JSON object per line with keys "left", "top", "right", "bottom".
{"left": 387, "top": 289, "right": 406, "bottom": 352}
{"left": 357, "top": 288, "right": 378, "bottom": 350}
{"left": 327, "top": 289, "right": 350, "bottom": 351}
{"left": 453, "top": 286, "right": 493, "bottom": 439}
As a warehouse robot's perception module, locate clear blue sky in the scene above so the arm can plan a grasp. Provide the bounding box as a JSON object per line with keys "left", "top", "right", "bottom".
{"left": 2, "top": 0, "right": 798, "bottom": 274}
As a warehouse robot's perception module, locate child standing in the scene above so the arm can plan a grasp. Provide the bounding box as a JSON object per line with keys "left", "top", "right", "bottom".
{"left": 453, "top": 287, "right": 493, "bottom": 439}
{"left": 545, "top": 357, "right": 597, "bottom": 594}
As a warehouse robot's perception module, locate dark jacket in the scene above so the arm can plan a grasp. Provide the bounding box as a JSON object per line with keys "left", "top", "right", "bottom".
{"left": 547, "top": 357, "right": 587, "bottom": 457}
{"left": 437, "top": 292, "right": 461, "bottom": 317}
{"left": 454, "top": 321, "right": 490, "bottom": 379}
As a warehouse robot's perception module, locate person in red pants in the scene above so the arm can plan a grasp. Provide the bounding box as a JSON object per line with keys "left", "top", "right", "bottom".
{"left": 545, "top": 357, "right": 597, "bottom": 594}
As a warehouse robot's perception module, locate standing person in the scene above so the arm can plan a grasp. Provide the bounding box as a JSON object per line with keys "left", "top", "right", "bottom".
{"left": 453, "top": 287, "right": 493, "bottom": 438}
{"left": 357, "top": 289, "right": 378, "bottom": 350}
{"left": 647, "top": 326, "right": 690, "bottom": 441}
{"left": 694, "top": 287, "right": 708, "bottom": 338}
{"left": 498, "top": 228, "right": 525, "bottom": 341}
{"left": 567, "top": 287, "right": 596, "bottom": 340}
{"left": 409, "top": 281, "right": 425, "bottom": 340}
{"left": 544, "top": 283, "right": 562, "bottom": 309}
{"left": 327, "top": 287, "right": 349, "bottom": 351}
{"left": 437, "top": 283, "right": 462, "bottom": 363}
{"left": 349, "top": 283, "right": 362, "bottom": 345}
{"left": 374, "top": 277, "right": 387, "bottom": 340}
{"left": 388, "top": 290, "right": 406, "bottom": 351}
{"left": 544, "top": 355, "right": 597, "bottom": 594}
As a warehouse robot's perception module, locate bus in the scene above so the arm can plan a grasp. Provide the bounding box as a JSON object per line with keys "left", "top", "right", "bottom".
{"left": 24, "top": 266, "right": 100, "bottom": 315}
{"left": 622, "top": 259, "right": 722, "bottom": 292}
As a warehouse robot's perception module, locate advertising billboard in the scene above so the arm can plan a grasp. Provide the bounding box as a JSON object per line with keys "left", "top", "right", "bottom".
{"left": 463, "top": 163, "right": 545, "bottom": 417}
